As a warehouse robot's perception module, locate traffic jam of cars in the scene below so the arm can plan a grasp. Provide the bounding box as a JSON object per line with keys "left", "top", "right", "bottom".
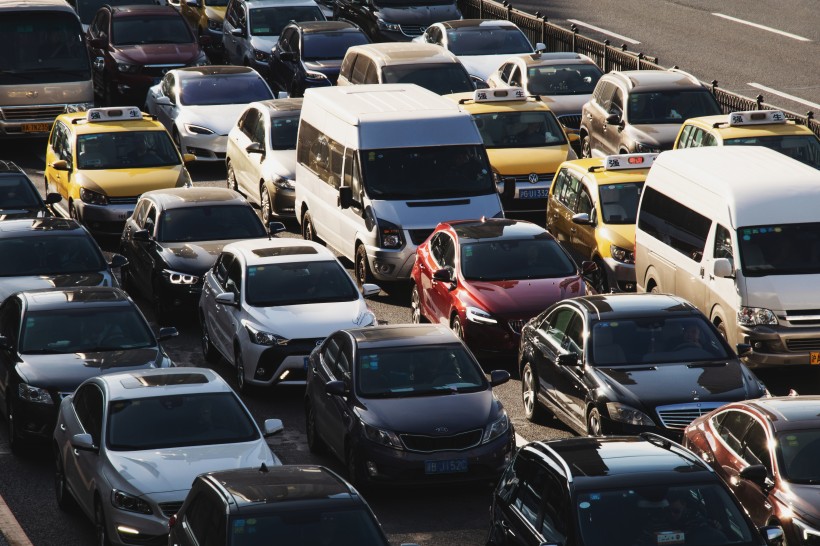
{"left": 1, "top": 0, "right": 819, "bottom": 544}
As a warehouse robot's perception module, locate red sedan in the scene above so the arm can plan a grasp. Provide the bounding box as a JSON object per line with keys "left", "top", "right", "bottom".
{"left": 410, "top": 218, "right": 593, "bottom": 360}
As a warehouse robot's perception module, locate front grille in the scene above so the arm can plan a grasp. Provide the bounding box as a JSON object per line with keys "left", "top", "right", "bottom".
{"left": 400, "top": 429, "right": 483, "bottom": 452}
{"left": 119, "top": 532, "right": 167, "bottom": 546}
{"left": 786, "top": 338, "right": 820, "bottom": 351}
{"left": 509, "top": 173, "right": 554, "bottom": 184}
{"left": 785, "top": 311, "right": 820, "bottom": 326}
{"left": 408, "top": 229, "right": 434, "bottom": 245}
{"left": 558, "top": 114, "right": 582, "bottom": 130}
{"left": 400, "top": 25, "right": 426, "bottom": 36}
{"left": 142, "top": 64, "right": 185, "bottom": 78}
{"left": 1, "top": 104, "right": 66, "bottom": 122}
{"left": 655, "top": 402, "right": 725, "bottom": 430}
{"left": 508, "top": 319, "right": 525, "bottom": 334}
{"left": 158, "top": 501, "right": 183, "bottom": 518}
{"left": 108, "top": 197, "right": 139, "bottom": 205}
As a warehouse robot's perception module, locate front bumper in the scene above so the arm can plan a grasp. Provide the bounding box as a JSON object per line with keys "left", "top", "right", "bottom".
{"left": 0, "top": 103, "right": 92, "bottom": 138}
{"left": 462, "top": 319, "right": 521, "bottom": 356}
{"left": 12, "top": 397, "right": 59, "bottom": 442}
{"left": 265, "top": 185, "right": 295, "bottom": 218}
{"left": 75, "top": 201, "right": 136, "bottom": 235}
{"left": 602, "top": 256, "right": 636, "bottom": 292}
{"left": 365, "top": 242, "right": 417, "bottom": 281}
{"left": 245, "top": 337, "right": 326, "bottom": 386}
{"left": 105, "top": 491, "right": 182, "bottom": 546}
{"left": 156, "top": 277, "right": 204, "bottom": 309}
{"left": 739, "top": 324, "right": 820, "bottom": 367}
{"left": 177, "top": 133, "right": 228, "bottom": 162}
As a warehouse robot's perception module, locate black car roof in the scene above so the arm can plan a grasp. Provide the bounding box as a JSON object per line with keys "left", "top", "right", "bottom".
{"left": 175, "top": 66, "right": 258, "bottom": 79}
{"left": 346, "top": 324, "right": 460, "bottom": 349}
{"left": 448, "top": 218, "right": 552, "bottom": 242}
{"left": 142, "top": 187, "right": 249, "bottom": 210}
{"left": 297, "top": 21, "right": 361, "bottom": 33}
{"left": 0, "top": 217, "right": 83, "bottom": 235}
{"left": 566, "top": 293, "right": 698, "bottom": 321}
{"left": 0, "top": 160, "right": 24, "bottom": 175}
{"left": 19, "top": 287, "right": 130, "bottom": 311}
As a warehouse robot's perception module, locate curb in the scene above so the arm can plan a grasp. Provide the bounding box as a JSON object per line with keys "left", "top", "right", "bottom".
{"left": 0, "top": 492, "right": 33, "bottom": 546}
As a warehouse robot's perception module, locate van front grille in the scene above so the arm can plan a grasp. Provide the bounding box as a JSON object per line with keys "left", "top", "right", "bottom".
{"left": 786, "top": 338, "right": 820, "bottom": 351}
{"left": 1, "top": 105, "right": 65, "bottom": 122}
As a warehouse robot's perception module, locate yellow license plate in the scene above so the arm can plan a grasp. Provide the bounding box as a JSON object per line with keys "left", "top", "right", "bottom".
{"left": 811, "top": 352, "right": 820, "bottom": 365}
{"left": 22, "top": 123, "right": 51, "bottom": 133}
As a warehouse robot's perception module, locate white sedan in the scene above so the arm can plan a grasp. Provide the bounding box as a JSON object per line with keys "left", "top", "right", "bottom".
{"left": 145, "top": 66, "right": 275, "bottom": 162}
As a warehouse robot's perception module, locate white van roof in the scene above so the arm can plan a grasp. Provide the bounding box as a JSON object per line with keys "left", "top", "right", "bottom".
{"left": 649, "top": 146, "right": 820, "bottom": 227}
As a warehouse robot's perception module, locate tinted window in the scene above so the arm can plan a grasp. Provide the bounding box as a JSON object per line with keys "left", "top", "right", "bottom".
{"left": 742, "top": 421, "right": 772, "bottom": 474}
{"left": 0, "top": 234, "right": 107, "bottom": 277}
{"left": 158, "top": 205, "right": 266, "bottom": 243}
{"left": 303, "top": 31, "right": 370, "bottom": 61}
{"left": 738, "top": 222, "right": 820, "bottom": 276}
{"left": 183, "top": 490, "right": 226, "bottom": 546}
{"left": 270, "top": 115, "right": 300, "bottom": 150}
{"left": 445, "top": 27, "right": 532, "bottom": 56}
{"left": 724, "top": 134, "right": 820, "bottom": 170}
{"left": 461, "top": 238, "right": 576, "bottom": 281}
{"left": 777, "top": 429, "right": 820, "bottom": 483}
{"left": 179, "top": 75, "right": 273, "bottom": 105}
{"left": 245, "top": 260, "right": 359, "bottom": 306}
{"left": 713, "top": 224, "right": 734, "bottom": 269}
{"left": 111, "top": 15, "right": 193, "bottom": 45}
{"left": 598, "top": 182, "right": 643, "bottom": 224}
{"left": 430, "top": 232, "right": 455, "bottom": 268}
{"left": 73, "top": 384, "right": 104, "bottom": 446}
{"left": 228, "top": 507, "right": 386, "bottom": 546}
{"left": 381, "top": 63, "right": 473, "bottom": 95}
{"left": 527, "top": 63, "right": 602, "bottom": 96}
{"left": 638, "top": 186, "right": 712, "bottom": 262}
{"left": 714, "top": 410, "right": 754, "bottom": 454}
{"left": 248, "top": 6, "right": 324, "bottom": 37}
{"left": 0, "top": 175, "right": 44, "bottom": 210}
{"left": 77, "top": 131, "right": 180, "bottom": 169}
{"left": 473, "top": 111, "right": 567, "bottom": 148}
{"left": 627, "top": 90, "right": 722, "bottom": 124}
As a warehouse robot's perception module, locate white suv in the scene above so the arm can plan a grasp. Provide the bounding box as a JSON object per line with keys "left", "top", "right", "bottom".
{"left": 199, "top": 238, "right": 380, "bottom": 391}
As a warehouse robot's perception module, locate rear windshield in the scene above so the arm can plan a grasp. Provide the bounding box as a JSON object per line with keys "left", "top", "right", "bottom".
{"left": 179, "top": 75, "right": 273, "bottom": 106}
{"left": 382, "top": 63, "right": 473, "bottom": 95}
{"left": 0, "top": 175, "right": 44, "bottom": 211}
{"left": 112, "top": 15, "right": 193, "bottom": 45}
{"left": 725, "top": 134, "right": 820, "bottom": 170}
{"left": 627, "top": 90, "right": 722, "bottom": 124}
{"left": 303, "top": 31, "right": 369, "bottom": 61}
{"left": 249, "top": 6, "right": 324, "bottom": 37}
{"left": 0, "top": 234, "right": 107, "bottom": 277}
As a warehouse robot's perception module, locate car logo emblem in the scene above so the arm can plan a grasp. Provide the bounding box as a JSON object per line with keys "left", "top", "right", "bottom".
{"left": 434, "top": 426, "right": 449, "bottom": 434}
{"left": 528, "top": 173, "right": 539, "bottom": 184}
{"left": 26, "top": 90, "right": 39, "bottom": 98}
{"left": 692, "top": 390, "right": 700, "bottom": 401}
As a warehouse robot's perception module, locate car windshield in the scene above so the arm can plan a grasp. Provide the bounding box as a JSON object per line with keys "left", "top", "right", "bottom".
{"left": 445, "top": 27, "right": 532, "bottom": 56}
{"left": 245, "top": 260, "right": 359, "bottom": 307}
{"left": 724, "top": 134, "right": 820, "bottom": 170}
{"left": 777, "top": 429, "right": 820, "bottom": 484}
{"left": 374, "top": 0, "right": 453, "bottom": 5}
{"left": 738, "top": 222, "right": 820, "bottom": 276}
{"left": 0, "top": 234, "right": 107, "bottom": 277}
{"left": 303, "top": 31, "right": 370, "bottom": 61}
{"left": 112, "top": 15, "right": 193, "bottom": 45}
{"left": 271, "top": 115, "right": 300, "bottom": 150}
{"left": 356, "top": 345, "right": 486, "bottom": 398}
{"left": 460, "top": 238, "right": 577, "bottom": 281}
{"left": 576, "top": 484, "right": 755, "bottom": 546}
{"left": 598, "top": 182, "right": 643, "bottom": 224}
{"left": 249, "top": 6, "right": 324, "bottom": 37}
{"left": 205, "top": 0, "right": 229, "bottom": 6}
{"left": 107, "top": 392, "right": 259, "bottom": 450}
{"left": 76, "top": 0, "right": 156, "bottom": 25}
{"left": 360, "top": 145, "right": 495, "bottom": 200}
{"left": 77, "top": 131, "right": 181, "bottom": 169}
{"left": 473, "top": 111, "right": 566, "bottom": 148}
{"left": 589, "top": 316, "right": 730, "bottom": 366}
{"left": 19, "top": 306, "right": 155, "bottom": 354}
{"left": 627, "top": 90, "right": 722, "bottom": 124}
{"left": 158, "top": 205, "right": 267, "bottom": 243}
{"left": 382, "top": 63, "right": 474, "bottom": 95}
{"left": 179, "top": 75, "right": 273, "bottom": 106}
{"left": 526, "top": 63, "right": 602, "bottom": 96}
{"left": 0, "top": 175, "right": 44, "bottom": 210}
{"left": 229, "top": 507, "right": 386, "bottom": 546}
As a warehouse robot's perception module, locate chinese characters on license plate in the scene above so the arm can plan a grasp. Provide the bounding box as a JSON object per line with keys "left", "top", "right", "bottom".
{"left": 811, "top": 352, "right": 820, "bottom": 365}
{"left": 424, "top": 459, "right": 468, "bottom": 474}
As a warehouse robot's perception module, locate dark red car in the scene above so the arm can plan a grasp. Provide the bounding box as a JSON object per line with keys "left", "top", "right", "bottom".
{"left": 85, "top": 5, "right": 209, "bottom": 106}
{"left": 683, "top": 396, "right": 820, "bottom": 545}
{"left": 410, "top": 218, "right": 592, "bottom": 360}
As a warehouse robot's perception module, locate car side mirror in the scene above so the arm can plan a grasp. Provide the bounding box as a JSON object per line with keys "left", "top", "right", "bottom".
{"left": 268, "top": 221, "right": 286, "bottom": 235}
{"left": 133, "top": 228, "right": 151, "bottom": 241}
{"left": 245, "top": 142, "right": 265, "bottom": 155}
{"left": 158, "top": 327, "right": 179, "bottom": 341}
{"left": 155, "top": 95, "right": 172, "bottom": 106}
{"left": 713, "top": 257, "right": 734, "bottom": 278}
{"left": 51, "top": 159, "right": 70, "bottom": 171}
{"left": 108, "top": 253, "right": 128, "bottom": 269}
{"left": 230, "top": 27, "right": 246, "bottom": 38}
{"left": 45, "top": 192, "right": 62, "bottom": 205}
{"left": 339, "top": 185, "right": 353, "bottom": 209}
{"left": 605, "top": 113, "right": 621, "bottom": 125}
{"left": 182, "top": 153, "right": 196, "bottom": 163}
{"left": 581, "top": 260, "right": 598, "bottom": 275}
{"left": 88, "top": 37, "right": 106, "bottom": 49}
{"left": 263, "top": 418, "right": 284, "bottom": 437}
{"left": 215, "top": 292, "right": 237, "bottom": 306}
{"left": 361, "top": 283, "right": 381, "bottom": 297}
{"left": 571, "top": 212, "right": 592, "bottom": 225}
{"left": 736, "top": 343, "right": 752, "bottom": 356}
{"left": 432, "top": 267, "right": 454, "bottom": 284}
{"left": 760, "top": 525, "right": 785, "bottom": 546}
{"left": 325, "top": 380, "right": 348, "bottom": 397}
{"left": 739, "top": 464, "right": 769, "bottom": 489}
{"left": 557, "top": 352, "right": 580, "bottom": 367}
{"left": 71, "top": 433, "right": 97, "bottom": 452}
{"left": 489, "top": 369, "right": 510, "bottom": 387}
{"left": 535, "top": 42, "right": 546, "bottom": 52}
{"left": 279, "top": 51, "right": 296, "bottom": 62}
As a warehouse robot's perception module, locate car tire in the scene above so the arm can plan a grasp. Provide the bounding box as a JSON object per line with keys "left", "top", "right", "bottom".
{"left": 234, "top": 347, "right": 247, "bottom": 394}
{"left": 301, "top": 210, "right": 321, "bottom": 244}
{"left": 54, "top": 450, "right": 77, "bottom": 512}
{"left": 6, "top": 400, "right": 24, "bottom": 455}
{"left": 410, "top": 283, "right": 428, "bottom": 324}
{"left": 591, "top": 257, "right": 609, "bottom": 294}
{"left": 715, "top": 320, "right": 728, "bottom": 341}
{"left": 355, "top": 244, "right": 374, "bottom": 287}
{"left": 450, "top": 314, "right": 464, "bottom": 340}
{"left": 68, "top": 200, "right": 79, "bottom": 221}
{"left": 581, "top": 134, "right": 592, "bottom": 158}
{"left": 260, "top": 184, "right": 274, "bottom": 225}
{"left": 587, "top": 406, "right": 604, "bottom": 436}
{"left": 227, "top": 161, "right": 239, "bottom": 192}
{"left": 95, "top": 499, "right": 111, "bottom": 546}
{"left": 521, "top": 362, "right": 547, "bottom": 423}
{"left": 200, "top": 313, "right": 220, "bottom": 363}
{"left": 305, "top": 401, "right": 325, "bottom": 454}
{"left": 649, "top": 283, "right": 660, "bottom": 294}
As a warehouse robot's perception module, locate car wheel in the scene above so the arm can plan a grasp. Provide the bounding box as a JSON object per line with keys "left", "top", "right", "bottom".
{"left": 587, "top": 406, "right": 604, "bottom": 436}
{"left": 95, "top": 499, "right": 110, "bottom": 546}
{"left": 649, "top": 283, "right": 660, "bottom": 294}
{"left": 591, "top": 258, "right": 609, "bottom": 294}
{"left": 305, "top": 401, "right": 325, "bottom": 454}
{"left": 54, "top": 450, "right": 77, "bottom": 512}
{"left": 301, "top": 210, "right": 321, "bottom": 243}
{"left": 410, "top": 283, "right": 427, "bottom": 324}
{"left": 450, "top": 314, "right": 464, "bottom": 340}
{"left": 521, "top": 362, "right": 546, "bottom": 423}
{"left": 355, "top": 244, "right": 374, "bottom": 287}
{"left": 234, "top": 347, "right": 247, "bottom": 394}
{"left": 226, "top": 161, "right": 239, "bottom": 192}
{"left": 68, "top": 200, "right": 78, "bottom": 221}
{"left": 260, "top": 184, "right": 273, "bottom": 225}
{"left": 7, "top": 400, "right": 23, "bottom": 455}
{"left": 581, "top": 134, "right": 592, "bottom": 158}
{"left": 200, "top": 313, "right": 220, "bottom": 363}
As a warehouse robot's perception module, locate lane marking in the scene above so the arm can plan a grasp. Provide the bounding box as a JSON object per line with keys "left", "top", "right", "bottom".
{"left": 515, "top": 432, "right": 528, "bottom": 447}
{"left": 567, "top": 19, "right": 640, "bottom": 45}
{"left": 747, "top": 83, "right": 820, "bottom": 110}
{"left": 712, "top": 13, "right": 811, "bottom": 42}
{"left": 0, "top": 489, "right": 34, "bottom": 546}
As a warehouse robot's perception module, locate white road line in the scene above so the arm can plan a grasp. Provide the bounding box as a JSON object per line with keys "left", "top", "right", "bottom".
{"left": 566, "top": 19, "right": 640, "bottom": 45}
{"left": 712, "top": 13, "right": 811, "bottom": 42}
{"left": 747, "top": 83, "right": 820, "bottom": 110}
{"left": 0, "top": 488, "right": 34, "bottom": 546}
{"left": 515, "top": 432, "right": 528, "bottom": 447}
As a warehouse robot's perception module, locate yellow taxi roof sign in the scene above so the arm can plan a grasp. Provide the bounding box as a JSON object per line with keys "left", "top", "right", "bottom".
{"left": 473, "top": 87, "right": 527, "bottom": 103}
{"left": 602, "top": 153, "right": 658, "bottom": 171}
{"left": 86, "top": 107, "right": 143, "bottom": 123}
{"left": 727, "top": 110, "right": 787, "bottom": 127}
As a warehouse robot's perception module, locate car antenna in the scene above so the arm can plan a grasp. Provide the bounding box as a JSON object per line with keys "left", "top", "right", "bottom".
{"left": 260, "top": 462, "right": 269, "bottom": 473}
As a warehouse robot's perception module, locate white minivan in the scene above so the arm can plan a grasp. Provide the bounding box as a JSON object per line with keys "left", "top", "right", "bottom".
{"left": 634, "top": 146, "right": 820, "bottom": 368}
{"left": 295, "top": 83, "right": 503, "bottom": 285}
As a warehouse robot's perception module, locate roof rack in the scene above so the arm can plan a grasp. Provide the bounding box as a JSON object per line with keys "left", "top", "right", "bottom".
{"left": 639, "top": 432, "right": 713, "bottom": 472}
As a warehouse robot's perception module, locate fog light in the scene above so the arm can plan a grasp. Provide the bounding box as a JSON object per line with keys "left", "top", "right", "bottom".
{"left": 754, "top": 342, "right": 764, "bottom": 350}
{"left": 117, "top": 526, "right": 139, "bottom": 535}
{"left": 279, "top": 370, "right": 289, "bottom": 380}
{"left": 366, "top": 461, "right": 378, "bottom": 477}
{"left": 374, "top": 262, "right": 393, "bottom": 274}
{"left": 116, "top": 84, "right": 131, "bottom": 93}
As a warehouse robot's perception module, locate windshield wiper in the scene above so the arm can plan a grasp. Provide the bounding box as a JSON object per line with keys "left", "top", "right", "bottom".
{"left": 687, "top": 361, "right": 729, "bottom": 368}
{"left": 22, "top": 348, "right": 69, "bottom": 354}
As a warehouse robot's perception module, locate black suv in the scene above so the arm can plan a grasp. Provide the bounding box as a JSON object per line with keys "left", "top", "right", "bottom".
{"left": 168, "top": 465, "right": 398, "bottom": 546}
{"left": 0, "top": 160, "right": 61, "bottom": 219}
{"left": 488, "top": 434, "right": 785, "bottom": 546}
{"left": 334, "top": 0, "right": 460, "bottom": 42}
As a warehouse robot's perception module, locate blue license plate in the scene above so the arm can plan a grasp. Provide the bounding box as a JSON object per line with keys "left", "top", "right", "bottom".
{"left": 304, "top": 356, "right": 309, "bottom": 370}
{"left": 425, "top": 459, "right": 468, "bottom": 474}
{"left": 519, "top": 188, "right": 550, "bottom": 199}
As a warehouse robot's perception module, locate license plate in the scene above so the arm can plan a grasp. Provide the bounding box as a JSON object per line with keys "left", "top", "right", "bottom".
{"left": 518, "top": 188, "right": 549, "bottom": 199}
{"left": 304, "top": 356, "right": 310, "bottom": 370}
{"left": 23, "top": 123, "right": 50, "bottom": 133}
{"left": 424, "top": 459, "right": 468, "bottom": 474}
{"left": 811, "top": 352, "right": 820, "bottom": 365}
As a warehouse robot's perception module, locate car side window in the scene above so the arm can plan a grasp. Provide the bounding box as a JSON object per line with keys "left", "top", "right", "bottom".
{"left": 351, "top": 55, "right": 370, "bottom": 84}
{"left": 279, "top": 28, "right": 294, "bottom": 51}
{"left": 499, "top": 63, "right": 514, "bottom": 83}
{"left": 364, "top": 60, "right": 380, "bottom": 84}
{"left": 609, "top": 88, "right": 624, "bottom": 117}
{"left": 430, "top": 233, "right": 455, "bottom": 268}
{"left": 576, "top": 188, "right": 593, "bottom": 216}
{"left": 713, "top": 224, "right": 734, "bottom": 269}
{"left": 214, "top": 253, "right": 235, "bottom": 287}
{"left": 557, "top": 172, "right": 582, "bottom": 211}
{"left": 562, "top": 314, "right": 583, "bottom": 355}
{"left": 340, "top": 53, "right": 357, "bottom": 80}
{"left": 594, "top": 81, "right": 616, "bottom": 111}
{"left": 320, "top": 336, "right": 341, "bottom": 374}
{"left": 541, "top": 307, "right": 574, "bottom": 347}
{"left": 0, "top": 298, "right": 21, "bottom": 347}
{"left": 239, "top": 109, "right": 261, "bottom": 139}
{"left": 509, "top": 67, "right": 522, "bottom": 87}
{"left": 143, "top": 205, "right": 157, "bottom": 234}
{"left": 252, "top": 113, "right": 266, "bottom": 145}
{"left": 73, "top": 384, "right": 103, "bottom": 446}
{"left": 713, "top": 410, "right": 754, "bottom": 454}
{"left": 50, "top": 122, "right": 65, "bottom": 157}
{"left": 131, "top": 200, "right": 148, "bottom": 227}
{"left": 57, "top": 125, "right": 72, "bottom": 163}
{"left": 742, "top": 420, "right": 773, "bottom": 475}
{"left": 334, "top": 339, "right": 352, "bottom": 383}
{"left": 225, "top": 257, "right": 242, "bottom": 296}
{"left": 183, "top": 488, "right": 226, "bottom": 546}
{"left": 677, "top": 125, "right": 694, "bottom": 148}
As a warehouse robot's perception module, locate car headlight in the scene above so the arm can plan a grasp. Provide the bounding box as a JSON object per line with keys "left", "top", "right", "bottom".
{"left": 356, "top": 310, "right": 377, "bottom": 327}
{"left": 116, "top": 62, "right": 139, "bottom": 73}
{"left": 79, "top": 188, "right": 108, "bottom": 205}
{"left": 376, "top": 218, "right": 404, "bottom": 249}
{"left": 245, "top": 323, "right": 288, "bottom": 346}
{"left": 65, "top": 102, "right": 93, "bottom": 113}
{"left": 793, "top": 517, "right": 820, "bottom": 545}
{"left": 18, "top": 383, "right": 53, "bottom": 404}
{"left": 605, "top": 402, "right": 656, "bottom": 427}
{"left": 363, "top": 423, "right": 402, "bottom": 449}
{"left": 634, "top": 142, "right": 661, "bottom": 153}
{"left": 610, "top": 245, "right": 634, "bottom": 264}
{"left": 272, "top": 175, "right": 294, "bottom": 190}
{"left": 737, "top": 307, "right": 778, "bottom": 326}
{"left": 161, "top": 269, "right": 199, "bottom": 285}
{"left": 184, "top": 123, "right": 215, "bottom": 135}
{"left": 253, "top": 48, "right": 271, "bottom": 62}
{"left": 483, "top": 410, "right": 509, "bottom": 443}
{"left": 465, "top": 306, "right": 497, "bottom": 325}
{"left": 376, "top": 19, "right": 402, "bottom": 32}
{"left": 111, "top": 489, "right": 152, "bottom": 515}
{"left": 207, "top": 18, "right": 222, "bottom": 31}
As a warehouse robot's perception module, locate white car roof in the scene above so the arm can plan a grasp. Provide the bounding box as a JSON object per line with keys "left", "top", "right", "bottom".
{"left": 224, "top": 238, "right": 336, "bottom": 267}
{"left": 97, "top": 368, "right": 231, "bottom": 402}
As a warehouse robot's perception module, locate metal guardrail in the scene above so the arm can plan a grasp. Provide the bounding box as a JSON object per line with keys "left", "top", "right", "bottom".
{"left": 458, "top": 0, "right": 820, "bottom": 138}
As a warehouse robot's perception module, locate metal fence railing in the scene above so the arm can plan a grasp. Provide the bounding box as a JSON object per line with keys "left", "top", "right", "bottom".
{"left": 458, "top": 0, "right": 820, "bottom": 138}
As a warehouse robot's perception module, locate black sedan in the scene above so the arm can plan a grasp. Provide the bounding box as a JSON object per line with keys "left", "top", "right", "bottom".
{"left": 305, "top": 324, "right": 514, "bottom": 488}
{"left": 0, "top": 287, "right": 176, "bottom": 454}
{"left": 519, "top": 293, "right": 768, "bottom": 440}
{"left": 269, "top": 21, "right": 370, "bottom": 97}
{"left": 118, "top": 187, "right": 272, "bottom": 324}
{"left": 0, "top": 160, "right": 61, "bottom": 220}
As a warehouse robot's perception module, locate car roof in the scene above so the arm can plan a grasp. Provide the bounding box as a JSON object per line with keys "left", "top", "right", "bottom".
{"left": 203, "top": 465, "right": 359, "bottom": 508}
{"left": 173, "top": 66, "right": 259, "bottom": 79}
{"left": 1, "top": 0, "right": 78, "bottom": 12}
{"left": 0, "top": 160, "right": 24, "bottom": 175}
{"left": 19, "top": 287, "right": 130, "bottom": 311}
{"left": 565, "top": 293, "right": 698, "bottom": 321}
{"left": 223, "top": 238, "right": 335, "bottom": 266}
{"left": 443, "top": 218, "right": 554, "bottom": 242}
{"left": 141, "top": 187, "right": 248, "bottom": 210}
{"left": 252, "top": 98, "right": 303, "bottom": 117}
{"left": 348, "top": 43, "right": 460, "bottom": 66}
{"left": 440, "top": 19, "right": 520, "bottom": 30}
{"left": 736, "top": 396, "right": 820, "bottom": 431}
{"left": 519, "top": 52, "right": 597, "bottom": 67}
{"left": 606, "top": 69, "right": 704, "bottom": 92}
{"left": 57, "top": 111, "right": 166, "bottom": 135}
{"left": 244, "top": 0, "right": 322, "bottom": 7}
{"left": 562, "top": 157, "right": 652, "bottom": 185}
{"left": 681, "top": 114, "right": 817, "bottom": 139}
{"left": 97, "top": 368, "right": 229, "bottom": 401}
{"left": 109, "top": 4, "right": 180, "bottom": 16}
{"left": 294, "top": 21, "right": 359, "bottom": 33}
{"left": 447, "top": 92, "right": 554, "bottom": 114}
{"left": 346, "top": 324, "right": 459, "bottom": 349}
{"left": 0, "top": 217, "right": 84, "bottom": 235}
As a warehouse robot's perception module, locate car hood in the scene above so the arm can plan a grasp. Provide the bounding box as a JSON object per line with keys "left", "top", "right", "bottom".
{"left": 743, "top": 274, "right": 820, "bottom": 312}
{"left": 265, "top": 149, "right": 297, "bottom": 179}
{"left": 0, "top": 272, "right": 110, "bottom": 304}
{"left": 159, "top": 241, "right": 235, "bottom": 274}
{"left": 76, "top": 168, "right": 186, "bottom": 197}
{"left": 17, "top": 348, "right": 164, "bottom": 391}
{"left": 597, "top": 223, "right": 635, "bottom": 250}
{"left": 247, "top": 299, "right": 371, "bottom": 338}
{"left": 178, "top": 104, "right": 250, "bottom": 136}
{"left": 375, "top": 4, "right": 460, "bottom": 25}
{"left": 250, "top": 36, "right": 278, "bottom": 54}
{"left": 106, "top": 442, "right": 274, "bottom": 496}
{"left": 626, "top": 124, "right": 682, "bottom": 150}
{"left": 487, "top": 146, "right": 570, "bottom": 174}
{"left": 0, "top": 207, "right": 48, "bottom": 220}
{"left": 114, "top": 43, "right": 201, "bottom": 65}
{"left": 304, "top": 59, "right": 342, "bottom": 82}
{"left": 464, "top": 277, "right": 585, "bottom": 317}
{"left": 358, "top": 389, "right": 496, "bottom": 434}
{"left": 596, "top": 360, "right": 755, "bottom": 410}
{"left": 779, "top": 484, "right": 820, "bottom": 525}
{"left": 460, "top": 54, "right": 524, "bottom": 81}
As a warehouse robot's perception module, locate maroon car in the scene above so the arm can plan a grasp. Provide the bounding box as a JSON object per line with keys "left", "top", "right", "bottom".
{"left": 85, "top": 5, "right": 209, "bottom": 106}
{"left": 683, "top": 396, "right": 820, "bottom": 545}
{"left": 410, "top": 218, "right": 593, "bottom": 361}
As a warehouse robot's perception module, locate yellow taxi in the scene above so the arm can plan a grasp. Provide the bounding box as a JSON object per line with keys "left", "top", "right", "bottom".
{"left": 446, "top": 87, "right": 577, "bottom": 223}
{"left": 547, "top": 153, "right": 657, "bottom": 293}
{"left": 45, "top": 107, "right": 193, "bottom": 236}
{"left": 674, "top": 109, "right": 820, "bottom": 170}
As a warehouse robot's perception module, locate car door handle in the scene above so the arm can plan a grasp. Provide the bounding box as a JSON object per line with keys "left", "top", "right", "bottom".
{"left": 60, "top": 423, "right": 66, "bottom": 432}
{"left": 73, "top": 448, "right": 81, "bottom": 456}
{"left": 570, "top": 227, "right": 577, "bottom": 233}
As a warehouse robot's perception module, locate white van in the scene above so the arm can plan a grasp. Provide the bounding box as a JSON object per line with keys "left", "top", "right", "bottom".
{"left": 635, "top": 146, "right": 820, "bottom": 367}
{"left": 295, "top": 83, "right": 503, "bottom": 285}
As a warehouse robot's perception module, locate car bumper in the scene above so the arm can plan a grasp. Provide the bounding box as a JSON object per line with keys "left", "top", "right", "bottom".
{"left": 105, "top": 494, "right": 180, "bottom": 546}
{"left": 0, "top": 103, "right": 92, "bottom": 138}
{"left": 602, "top": 257, "right": 636, "bottom": 292}
{"left": 265, "top": 184, "right": 296, "bottom": 218}
{"left": 156, "top": 278, "right": 204, "bottom": 309}
{"left": 75, "top": 201, "right": 136, "bottom": 235}
{"left": 365, "top": 243, "right": 417, "bottom": 282}
{"left": 739, "top": 324, "right": 820, "bottom": 367}
{"left": 245, "top": 337, "right": 326, "bottom": 386}
{"left": 177, "top": 133, "right": 228, "bottom": 162}
{"left": 13, "top": 398, "right": 59, "bottom": 442}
